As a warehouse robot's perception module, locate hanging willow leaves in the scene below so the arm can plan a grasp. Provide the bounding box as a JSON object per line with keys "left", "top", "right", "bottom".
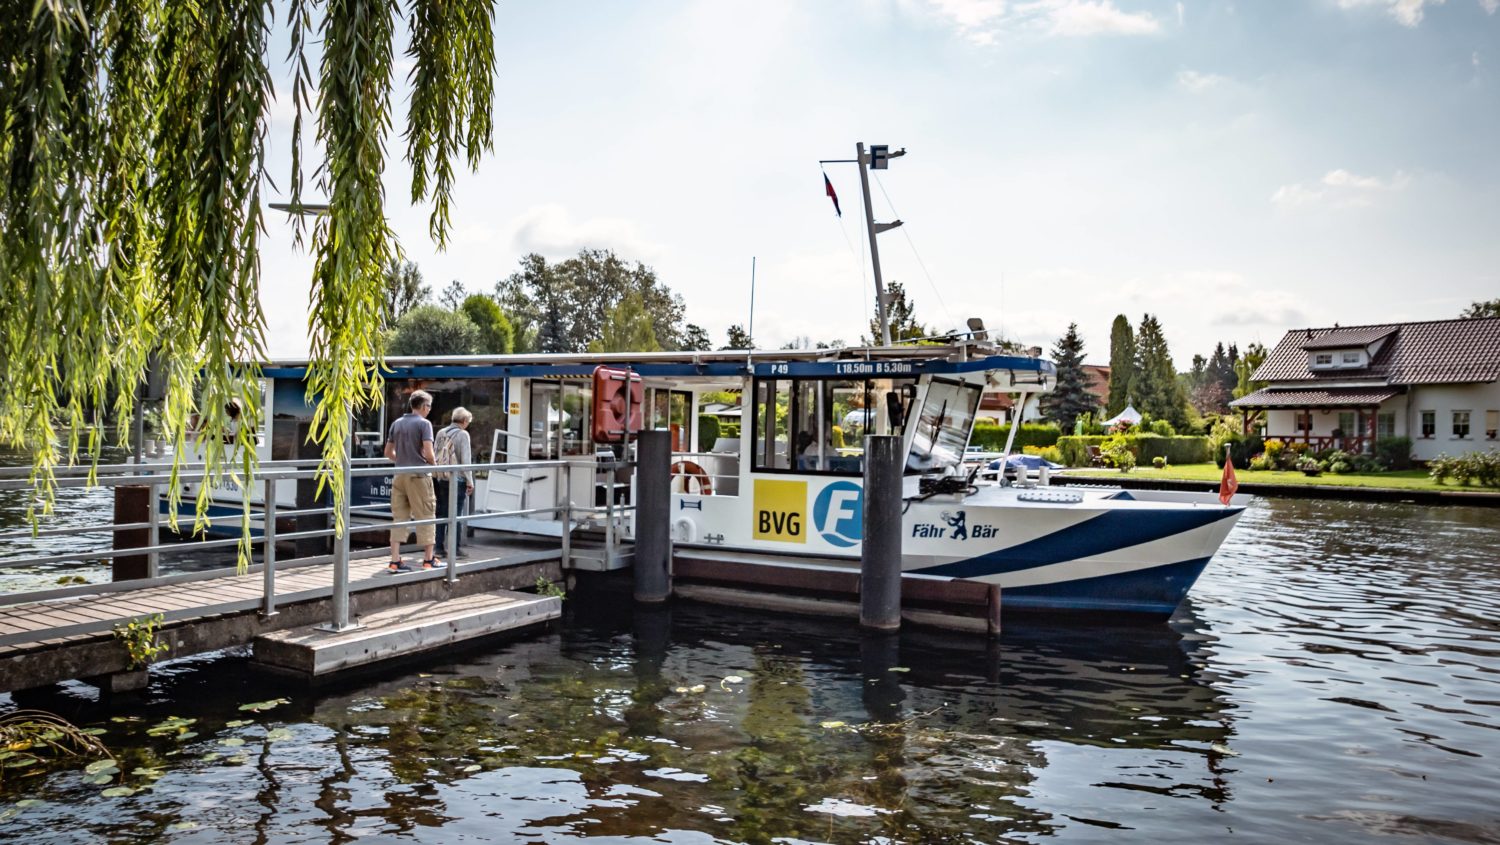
{"left": 0, "top": 0, "right": 499, "bottom": 547}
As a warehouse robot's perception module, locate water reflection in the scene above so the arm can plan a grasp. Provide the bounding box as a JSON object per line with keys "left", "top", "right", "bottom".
{"left": 2, "top": 495, "right": 1498, "bottom": 843}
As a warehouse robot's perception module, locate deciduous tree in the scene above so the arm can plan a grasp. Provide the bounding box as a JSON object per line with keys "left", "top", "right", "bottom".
{"left": 0, "top": 0, "right": 498, "bottom": 534}
{"left": 388, "top": 305, "right": 479, "bottom": 357}
{"left": 1461, "top": 299, "right": 1500, "bottom": 318}
{"left": 495, "top": 249, "right": 686, "bottom": 354}
{"left": 460, "top": 295, "right": 515, "bottom": 354}
{"left": 589, "top": 292, "right": 662, "bottom": 353}
{"left": 384, "top": 260, "right": 431, "bottom": 326}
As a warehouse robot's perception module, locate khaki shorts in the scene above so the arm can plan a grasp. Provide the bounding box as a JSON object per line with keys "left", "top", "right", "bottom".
{"left": 390, "top": 472, "right": 436, "bottom": 546}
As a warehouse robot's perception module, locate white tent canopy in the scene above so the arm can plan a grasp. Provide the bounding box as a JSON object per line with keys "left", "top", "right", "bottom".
{"left": 1102, "top": 404, "right": 1142, "bottom": 427}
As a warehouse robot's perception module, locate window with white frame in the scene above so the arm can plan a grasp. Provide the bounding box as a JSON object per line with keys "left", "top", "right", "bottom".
{"left": 1341, "top": 351, "right": 1360, "bottom": 364}
{"left": 1377, "top": 413, "right": 1395, "bottom": 439}
{"left": 1314, "top": 353, "right": 1333, "bottom": 366}
{"left": 1420, "top": 410, "right": 1435, "bottom": 438}
{"left": 1487, "top": 410, "right": 1498, "bottom": 440}
{"left": 1452, "top": 410, "right": 1471, "bottom": 439}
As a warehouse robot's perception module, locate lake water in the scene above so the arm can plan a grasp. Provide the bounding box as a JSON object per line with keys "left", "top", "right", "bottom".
{"left": 2, "top": 495, "right": 1498, "bottom": 843}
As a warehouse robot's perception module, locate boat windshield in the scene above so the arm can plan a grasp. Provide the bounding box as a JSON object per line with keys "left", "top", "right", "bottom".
{"left": 907, "top": 378, "right": 981, "bottom": 474}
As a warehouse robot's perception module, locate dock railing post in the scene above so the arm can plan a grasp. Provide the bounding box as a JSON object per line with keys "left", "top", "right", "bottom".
{"left": 860, "top": 434, "right": 902, "bottom": 631}
{"left": 634, "top": 430, "right": 671, "bottom": 603}
{"left": 319, "top": 428, "right": 357, "bottom": 632}
{"left": 445, "top": 469, "right": 458, "bottom": 587}
{"left": 262, "top": 477, "right": 278, "bottom": 617}
{"left": 146, "top": 477, "right": 160, "bottom": 578}
{"left": 560, "top": 464, "right": 572, "bottom": 569}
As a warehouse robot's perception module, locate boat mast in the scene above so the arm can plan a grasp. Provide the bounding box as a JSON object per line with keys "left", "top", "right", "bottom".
{"left": 856, "top": 142, "right": 905, "bottom": 347}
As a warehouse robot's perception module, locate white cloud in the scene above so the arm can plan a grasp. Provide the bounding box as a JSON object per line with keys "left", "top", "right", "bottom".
{"left": 1330, "top": 0, "right": 1500, "bottom": 27}
{"left": 1044, "top": 0, "right": 1161, "bottom": 35}
{"left": 1271, "top": 169, "right": 1411, "bottom": 208}
{"left": 1177, "top": 69, "right": 1227, "bottom": 92}
{"left": 919, "top": 0, "right": 1159, "bottom": 42}
{"left": 505, "top": 204, "right": 664, "bottom": 260}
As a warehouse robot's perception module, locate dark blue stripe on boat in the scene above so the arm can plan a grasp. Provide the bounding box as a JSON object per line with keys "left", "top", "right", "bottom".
{"left": 1000, "top": 557, "right": 1211, "bottom": 617}
{"left": 913, "top": 508, "right": 1235, "bottom": 580}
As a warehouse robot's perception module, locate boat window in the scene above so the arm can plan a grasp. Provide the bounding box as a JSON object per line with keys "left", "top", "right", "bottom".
{"left": 753, "top": 377, "right": 916, "bottom": 475}
{"left": 529, "top": 381, "right": 592, "bottom": 460}
{"left": 907, "top": 378, "right": 981, "bottom": 474}
{"left": 648, "top": 388, "right": 693, "bottom": 451}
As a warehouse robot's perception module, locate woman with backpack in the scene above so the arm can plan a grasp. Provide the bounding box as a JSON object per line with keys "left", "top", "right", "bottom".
{"left": 434, "top": 407, "right": 475, "bottom": 559}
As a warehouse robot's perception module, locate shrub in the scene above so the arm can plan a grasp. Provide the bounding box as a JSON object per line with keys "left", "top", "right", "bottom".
{"left": 1329, "top": 460, "right": 1353, "bottom": 474}
{"left": 1249, "top": 455, "right": 1272, "bottom": 471}
{"left": 1214, "top": 434, "right": 1264, "bottom": 469}
{"left": 969, "top": 421, "right": 1062, "bottom": 451}
{"left": 697, "top": 414, "right": 720, "bottom": 451}
{"left": 1101, "top": 437, "right": 1135, "bottom": 472}
{"left": 1152, "top": 455, "right": 1167, "bottom": 469}
{"left": 1375, "top": 436, "right": 1413, "bottom": 470}
{"left": 1295, "top": 456, "right": 1322, "bottom": 472}
{"left": 1056, "top": 434, "right": 1210, "bottom": 467}
{"left": 1022, "top": 445, "right": 1063, "bottom": 463}
{"left": 1148, "top": 419, "right": 1176, "bottom": 437}
{"left": 1431, "top": 450, "right": 1500, "bottom": 487}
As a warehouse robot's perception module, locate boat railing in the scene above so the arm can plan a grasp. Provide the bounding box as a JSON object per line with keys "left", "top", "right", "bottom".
{"left": 0, "top": 456, "right": 583, "bottom": 638}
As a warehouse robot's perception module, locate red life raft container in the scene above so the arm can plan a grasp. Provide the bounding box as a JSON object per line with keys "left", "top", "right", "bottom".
{"left": 591, "top": 365, "right": 644, "bottom": 443}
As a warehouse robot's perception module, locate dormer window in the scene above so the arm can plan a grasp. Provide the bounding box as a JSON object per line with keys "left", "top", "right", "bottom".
{"left": 1341, "top": 351, "right": 1360, "bottom": 364}
{"left": 1314, "top": 353, "right": 1333, "bottom": 366}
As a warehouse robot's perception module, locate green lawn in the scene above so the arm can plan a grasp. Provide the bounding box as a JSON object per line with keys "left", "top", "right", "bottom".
{"left": 1067, "top": 463, "right": 1500, "bottom": 492}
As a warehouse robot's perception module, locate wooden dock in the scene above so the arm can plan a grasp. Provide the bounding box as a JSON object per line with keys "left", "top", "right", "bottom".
{"left": 0, "top": 537, "right": 564, "bottom": 694}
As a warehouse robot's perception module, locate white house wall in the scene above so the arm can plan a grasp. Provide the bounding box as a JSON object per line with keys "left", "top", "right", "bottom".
{"left": 1263, "top": 380, "right": 1500, "bottom": 462}
{"left": 1406, "top": 381, "right": 1500, "bottom": 461}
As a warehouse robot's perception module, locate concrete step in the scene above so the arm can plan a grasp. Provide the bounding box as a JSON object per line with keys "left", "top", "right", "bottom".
{"left": 251, "top": 590, "right": 560, "bottom": 678}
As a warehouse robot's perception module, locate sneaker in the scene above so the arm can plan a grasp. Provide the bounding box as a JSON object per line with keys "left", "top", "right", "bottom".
{"left": 422, "top": 558, "right": 446, "bottom": 570}
{"left": 456, "top": 550, "right": 470, "bottom": 560}
{"left": 388, "top": 561, "right": 414, "bottom": 573}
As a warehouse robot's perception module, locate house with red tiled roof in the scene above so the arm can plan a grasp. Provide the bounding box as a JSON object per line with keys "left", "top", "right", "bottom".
{"left": 1230, "top": 317, "right": 1500, "bottom": 461}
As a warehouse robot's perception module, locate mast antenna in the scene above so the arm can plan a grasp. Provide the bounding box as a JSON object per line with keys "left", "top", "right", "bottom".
{"left": 820, "top": 143, "right": 905, "bottom": 346}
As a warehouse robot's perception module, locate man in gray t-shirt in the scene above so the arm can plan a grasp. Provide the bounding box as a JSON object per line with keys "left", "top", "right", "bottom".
{"left": 384, "top": 390, "right": 439, "bottom": 571}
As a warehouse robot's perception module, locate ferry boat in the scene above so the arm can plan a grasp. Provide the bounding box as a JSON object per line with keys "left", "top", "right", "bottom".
{"left": 166, "top": 341, "right": 1244, "bottom": 619}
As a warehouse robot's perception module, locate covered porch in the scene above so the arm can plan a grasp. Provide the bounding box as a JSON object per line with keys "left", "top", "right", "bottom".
{"left": 1230, "top": 387, "right": 1402, "bottom": 454}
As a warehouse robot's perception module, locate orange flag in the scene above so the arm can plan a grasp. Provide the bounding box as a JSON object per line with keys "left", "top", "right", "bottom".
{"left": 1219, "top": 446, "right": 1238, "bottom": 505}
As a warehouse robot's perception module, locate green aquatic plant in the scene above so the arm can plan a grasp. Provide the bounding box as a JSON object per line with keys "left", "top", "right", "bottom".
{"left": 112, "top": 613, "right": 169, "bottom": 670}
{"left": 535, "top": 576, "right": 567, "bottom": 600}
{"left": 0, "top": 711, "right": 113, "bottom": 784}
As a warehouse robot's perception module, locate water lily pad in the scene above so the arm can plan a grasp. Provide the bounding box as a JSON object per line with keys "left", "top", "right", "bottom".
{"left": 1210, "top": 743, "right": 1241, "bottom": 757}
{"left": 166, "top": 822, "right": 198, "bottom": 832}
{"left": 461, "top": 764, "right": 482, "bottom": 773}
{"left": 4, "top": 758, "right": 38, "bottom": 768}
{"left": 225, "top": 720, "right": 253, "bottom": 728}
{"left": 0, "top": 808, "right": 19, "bottom": 823}
{"left": 673, "top": 686, "right": 688, "bottom": 693}
{"left": 220, "top": 738, "right": 245, "bottom": 747}
{"left": 200, "top": 753, "right": 220, "bottom": 762}
{"left": 820, "top": 720, "right": 847, "bottom": 729}
{"left": 225, "top": 755, "right": 248, "bottom": 765}
{"left": 14, "top": 799, "right": 42, "bottom": 809}
{"left": 175, "top": 731, "right": 198, "bottom": 741}
{"left": 100, "top": 787, "right": 135, "bottom": 798}
{"left": 723, "top": 675, "right": 744, "bottom": 684}
{"left": 81, "top": 728, "right": 107, "bottom": 737}
{"left": 238, "top": 698, "right": 289, "bottom": 713}
{"left": 85, "top": 760, "right": 119, "bottom": 775}
{"left": 132, "top": 767, "right": 163, "bottom": 779}
{"left": 84, "top": 773, "right": 113, "bottom": 785}
{"left": 888, "top": 667, "right": 910, "bottom": 673}
{"left": 688, "top": 684, "right": 706, "bottom": 694}
{"left": 265, "top": 728, "right": 294, "bottom": 742}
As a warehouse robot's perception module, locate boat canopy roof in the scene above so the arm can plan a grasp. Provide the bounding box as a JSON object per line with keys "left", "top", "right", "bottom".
{"left": 258, "top": 345, "right": 1057, "bottom": 382}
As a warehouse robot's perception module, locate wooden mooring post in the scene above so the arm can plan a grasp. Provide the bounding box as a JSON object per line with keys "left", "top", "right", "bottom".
{"left": 860, "top": 435, "right": 902, "bottom": 631}
{"left": 634, "top": 430, "right": 672, "bottom": 603}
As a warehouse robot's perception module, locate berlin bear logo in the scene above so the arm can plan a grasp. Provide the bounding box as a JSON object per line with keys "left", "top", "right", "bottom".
{"left": 941, "top": 510, "right": 968, "bottom": 541}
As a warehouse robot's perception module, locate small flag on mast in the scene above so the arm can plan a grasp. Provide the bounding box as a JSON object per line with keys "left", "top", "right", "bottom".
{"left": 1219, "top": 445, "right": 1238, "bottom": 505}
{"left": 824, "top": 173, "right": 842, "bottom": 217}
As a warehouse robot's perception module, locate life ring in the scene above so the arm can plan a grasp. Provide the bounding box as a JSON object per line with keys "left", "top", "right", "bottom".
{"left": 670, "top": 460, "right": 713, "bottom": 495}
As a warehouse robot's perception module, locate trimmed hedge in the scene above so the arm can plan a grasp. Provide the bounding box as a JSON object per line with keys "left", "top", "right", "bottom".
{"left": 971, "top": 421, "right": 1061, "bottom": 451}
{"left": 697, "top": 414, "right": 720, "bottom": 452}
{"left": 1058, "top": 434, "right": 1212, "bottom": 467}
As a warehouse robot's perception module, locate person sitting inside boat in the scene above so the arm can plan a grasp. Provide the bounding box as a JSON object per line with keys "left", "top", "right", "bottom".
{"left": 797, "top": 430, "right": 828, "bottom": 471}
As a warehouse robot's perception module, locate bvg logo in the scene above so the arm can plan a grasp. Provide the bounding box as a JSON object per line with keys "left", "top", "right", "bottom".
{"left": 812, "top": 481, "right": 863, "bottom": 548}
{"left": 753, "top": 479, "right": 807, "bottom": 544}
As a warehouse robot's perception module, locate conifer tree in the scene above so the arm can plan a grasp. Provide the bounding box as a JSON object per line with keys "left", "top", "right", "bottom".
{"left": 1040, "top": 323, "right": 1094, "bottom": 432}
{"left": 1106, "top": 315, "right": 1135, "bottom": 416}
{"left": 1131, "top": 314, "right": 1190, "bottom": 429}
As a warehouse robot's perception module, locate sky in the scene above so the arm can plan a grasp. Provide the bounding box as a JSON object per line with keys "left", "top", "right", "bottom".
{"left": 257, "top": 0, "right": 1500, "bottom": 368}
